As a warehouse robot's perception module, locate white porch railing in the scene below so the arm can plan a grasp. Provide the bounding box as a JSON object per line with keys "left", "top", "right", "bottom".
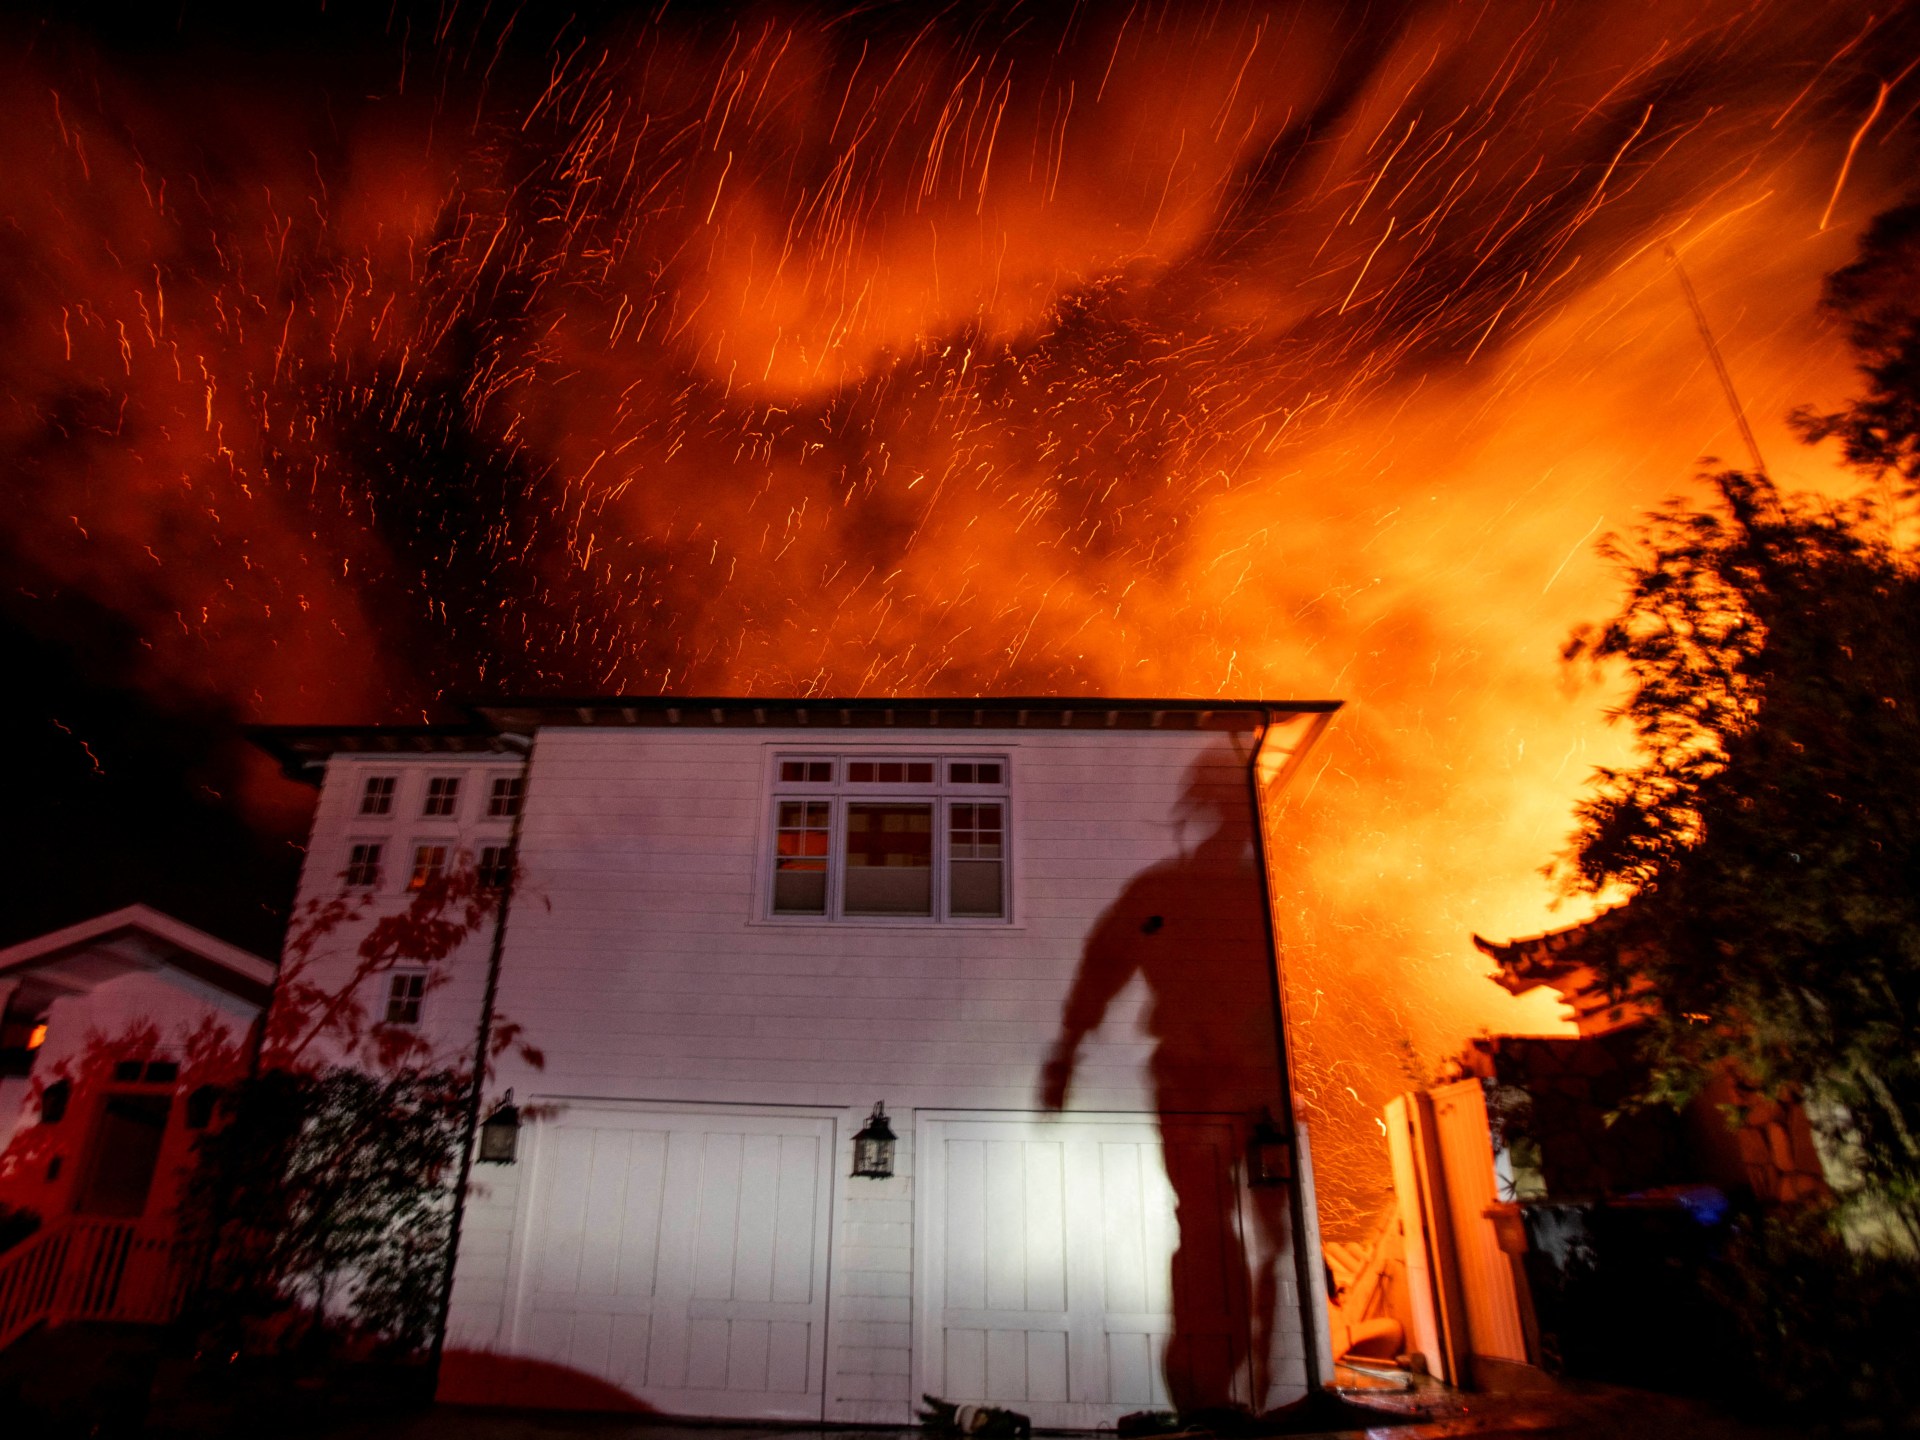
{"left": 0, "top": 1215, "right": 196, "bottom": 1353}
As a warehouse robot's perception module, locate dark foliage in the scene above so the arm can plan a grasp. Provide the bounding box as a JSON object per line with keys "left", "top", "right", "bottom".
{"left": 184, "top": 1066, "right": 467, "bottom": 1355}
{"left": 1561, "top": 470, "right": 1920, "bottom": 1238}
{"left": 0, "top": 1201, "right": 41, "bottom": 1254}
{"left": 1707, "top": 1204, "right": 1920, "bottom": 1428}
{"left": 1794, "top": 198, "right": 1920, "bottom": 490}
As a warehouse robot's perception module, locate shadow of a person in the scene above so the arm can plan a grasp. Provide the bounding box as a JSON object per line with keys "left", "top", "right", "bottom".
{"left": 1040, "top": 743, "right": 1294, "bottom": 1413}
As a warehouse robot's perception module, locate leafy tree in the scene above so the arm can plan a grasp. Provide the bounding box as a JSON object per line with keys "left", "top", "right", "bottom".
{"left": 1562, "top": 481, "right": 1920, "bottom": 1243}
{"left": 1794, "top": 198, "right": 1920, "bottom": 492}
{"left": 188, "top": 849, "right": 542, "bottom": 1354}
{"left": 185, "top": 1066, "right": 467, "bottom": 1354}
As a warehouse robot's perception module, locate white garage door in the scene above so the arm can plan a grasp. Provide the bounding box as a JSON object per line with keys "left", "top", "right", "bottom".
{"left": 917, "top": 1113, "right": 1252, "bottom": 1430}
{"left": 509, "top": 1103, "right": 835, "bottom": 1419}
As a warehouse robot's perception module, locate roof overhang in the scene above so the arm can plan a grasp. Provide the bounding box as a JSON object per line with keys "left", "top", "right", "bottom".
{"left": 253, "top": 696, "right": 1343, "bottom": 782}
{"left": 1473, "top": 905, "right": 1629, "bottom": 996}
{"left": 0, "top": 905, "right": 277, "bottom": 1009}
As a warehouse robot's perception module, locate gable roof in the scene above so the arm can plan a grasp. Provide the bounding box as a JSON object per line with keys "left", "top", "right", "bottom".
{"left": 253, "top": 695, "right": 1342, "bottom": 781}
{"left": 0, "top": 905, "right": 277, "bottom": 1008}
{"left": 1472, "top": 905, "right": 1630, "bottom": 996}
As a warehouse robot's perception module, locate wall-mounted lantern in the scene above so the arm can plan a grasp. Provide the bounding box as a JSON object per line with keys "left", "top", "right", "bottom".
{"left": 851, "top": 1101, "right": 896, "bottom": 1179}
{"left": 478, "top": 1090, "right": 521, "bottom": 1165}
{"left": 1248, "top": 1110, "right": 1292, "bottom": 1186}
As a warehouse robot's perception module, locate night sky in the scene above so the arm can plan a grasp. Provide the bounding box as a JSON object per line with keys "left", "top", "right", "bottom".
{"left": 6, "top": 1, "right": 1917, "bottom": 1230}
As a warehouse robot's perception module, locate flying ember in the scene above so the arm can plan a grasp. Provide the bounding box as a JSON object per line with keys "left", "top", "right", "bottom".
{"left": 3, "top": 1, "right": 1916, "bottom": 1235}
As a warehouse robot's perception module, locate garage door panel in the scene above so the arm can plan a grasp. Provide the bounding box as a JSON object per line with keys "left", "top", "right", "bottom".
{"left": 919, "top": 1114, "right": 1249, "bottom": 1429}
{"left": 771, "top": 1134, "right": 820, "bottom": 1304}
{"left": 692, "top": 1131, "right": 745, "bottom": 1298}
{"left": 512, "top": 1105, "right": 834, "bottom": 1419}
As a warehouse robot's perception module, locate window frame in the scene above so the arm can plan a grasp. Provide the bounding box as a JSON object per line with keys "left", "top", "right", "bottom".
{"left": 757, "top": 749, "right": 1014, "bottom": 926}
{"left": 421, "top": 775, "right": 463, "bottom": 819}
{"left": 344, "top": 841, "right": 384, "bottom": 889}
{"left": 384, "top": 970, "right": 428, "bottom": 1026}
{"left": 358, "top": 775, "right": 397, "bottom": 816}
{"left": 407, "top": 842, "right": 449, "bottom": 891}
{"left": 487, "top": 775, "right": 524, "bottom": 818}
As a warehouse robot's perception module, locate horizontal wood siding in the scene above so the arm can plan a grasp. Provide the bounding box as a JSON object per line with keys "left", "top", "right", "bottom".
{"left": 438, "top": 725, "right": 1306, "bottom": 1417}
{"left": 283, "top": 755, "right": 523, "bottom": 1073}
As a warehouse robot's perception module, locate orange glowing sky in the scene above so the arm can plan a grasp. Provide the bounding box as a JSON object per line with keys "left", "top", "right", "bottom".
{"left": 2, "top": 1, "right": 1915, "bottom": 1233}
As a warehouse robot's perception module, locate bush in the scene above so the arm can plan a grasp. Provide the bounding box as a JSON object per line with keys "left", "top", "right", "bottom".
{"left": 1709, "top": 1205, "right": 1920, "bottom": 1429}
{"left": 184, "top": 1066, "right": 467, "bottom": 1357}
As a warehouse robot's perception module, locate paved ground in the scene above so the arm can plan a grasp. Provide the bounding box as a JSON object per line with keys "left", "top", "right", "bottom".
{"left": 311, "top": 1382, "right": 1808, "bottom": 1440}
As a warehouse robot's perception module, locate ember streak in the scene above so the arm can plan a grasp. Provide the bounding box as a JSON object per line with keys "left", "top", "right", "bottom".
{"left": 3, "top": 2, "right": 1916, "bottom": 1234}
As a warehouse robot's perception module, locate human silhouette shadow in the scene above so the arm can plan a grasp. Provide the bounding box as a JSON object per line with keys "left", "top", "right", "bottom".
{"left": 1041, "top": 743, "right": 1294, "bottom": 1413}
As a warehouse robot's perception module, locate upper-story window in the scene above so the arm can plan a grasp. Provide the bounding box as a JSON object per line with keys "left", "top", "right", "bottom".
{"left": 409, "top": 844, "right": 448, "bottom": 890}
{"left": 345, "top": 843, "right": 383, "bottom": 888}
{"left": 768, "top": 755, "right": 1010, "bottom": 921}
{"left": 487, "top": 775, "right": 524, "bottom": 818}
{"left": 359, "top": 776, "right": 396, "bottom": 815}
{"left": 478, "top": 844, "right": 514, "bottom": 890}
{"left": 385, "top": 971, "right": 427, "bottom": 1026}
{"left": 423, "top": 776, "right": 461, "bottom": 817}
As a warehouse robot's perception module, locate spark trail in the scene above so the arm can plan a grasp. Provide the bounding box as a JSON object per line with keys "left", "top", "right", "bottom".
{"left": 2, "top": 1, "right": 1916, "bottom": 1233}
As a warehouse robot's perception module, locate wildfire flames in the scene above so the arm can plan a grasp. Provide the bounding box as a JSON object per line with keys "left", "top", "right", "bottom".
{"left": 4, "top": 3, "right": 1916, "bottom": 1235}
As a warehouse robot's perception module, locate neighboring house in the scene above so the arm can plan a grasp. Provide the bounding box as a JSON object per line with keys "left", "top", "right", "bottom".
{"left": 253, "top": 696, "right": 1339, "bottom": 1425}
{"left": 1351, "top": 911, "right": 1835, "bottom": 1395}
{"left": 0, "top": 906, "right": 275, "bottom": 1349}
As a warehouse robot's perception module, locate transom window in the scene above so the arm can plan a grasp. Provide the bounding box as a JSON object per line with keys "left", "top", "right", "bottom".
{"left": 487, "top": 776, "right": 524, "bottom": 817}
{"left": 423, "top": 776, "right": 461, "bottom": 817}
{"left": 345, "top": 843, "right": 382, "bottom": 888}
{"left": 359, "top": 776, "right": 396, "bottom": 815}
{"left": 409, "top": 844, "right": 448, "bottom": 890}
{"left": 385, "top": 972, "right": 427, "bottom": 1026}
{"left": 768, "top": 755, "right": 1010, "bottom": 921}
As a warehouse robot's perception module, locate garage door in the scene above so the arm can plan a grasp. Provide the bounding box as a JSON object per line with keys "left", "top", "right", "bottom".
{"left": 509, "top": 1103, "right": 835, "bottom": 1419}
{"left": 916, "top": 1113, "right": 1252, "bottom": 1429}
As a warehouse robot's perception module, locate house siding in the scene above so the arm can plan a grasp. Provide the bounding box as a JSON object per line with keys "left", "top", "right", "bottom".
{"left": 285, "top": 754, "right": 524, "bottom": 1073}
{"left": 435, "top": 723, "right": 1309, "bottom": 1417}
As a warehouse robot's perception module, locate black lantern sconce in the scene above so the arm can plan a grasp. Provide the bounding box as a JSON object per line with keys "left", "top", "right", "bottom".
{"left": 1248, "top": 1110, "right": 1292, "bottom": 1187}
{"left": 478, "top": 1090, "right": 521, "bottom": 1165}
{"left": 851, "top": 1101, "right": 896, "bottom": 1179}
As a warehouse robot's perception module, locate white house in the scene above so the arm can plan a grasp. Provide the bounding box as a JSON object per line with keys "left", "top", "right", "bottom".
{"left": 0, "top": 906, "right": 275, "bottom": 1350}
{"left": 255, "top": 697, "right": 1339, "bottom": 1425}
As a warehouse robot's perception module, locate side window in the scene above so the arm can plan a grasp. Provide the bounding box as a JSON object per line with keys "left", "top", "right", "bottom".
{"left": 478, "top": 844, "right": 514, "bottom": 890}
{"left": 487, "top": 775, "right": 524, "bottom": 818}
{"left": 385, "top": 972, "right": 427, "bottom": 1026}
{"left": 948, "top": 802, "right": 1006, "bottom": 917}
{"left": 408, "top": 844, "right": 448, "bottom": 890}
{"left": 359, "top": 775, "right": 396, "bottom": 815}
{"left": 345, "top": 843, "right": 383, "bottom": 888}
{"left": 773, "top": 801, "right": 832, "bottom": 914}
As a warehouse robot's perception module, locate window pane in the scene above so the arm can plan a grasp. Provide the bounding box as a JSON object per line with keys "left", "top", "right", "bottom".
{"left": 773, "top": 869, "right": 828, "bottom": 914}
{"left": 844, "top": 803, "right": 932, "bottom": 915}
{"left": 849, "top": 762, "right": 874, "bottom": 782}
{"left": 950, "top": 860, "right": 1004, "bottom": 916}
{"left": 949, "top": 762, "right": 973, "bottom": 784}
{"left": 808, "top": 761, "right": 832, "bottom": 782}
{"left": 908, "top": 762, "right": 933, "bottom": 783}
{"left": 977, "top": 762, "right": 1002, "bottom": 785}
{"left": 781, "top": 761, "right": 805, "bottom": 782}
{"left": 773, "top": 798, "right": 831, "bottom": 914}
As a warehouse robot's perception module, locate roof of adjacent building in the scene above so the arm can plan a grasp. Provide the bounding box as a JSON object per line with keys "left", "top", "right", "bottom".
{"left": 0, "top": 904, "right": 277, "bottom": 1007}
{"left": 251, "top": 695, "right": 1342, "bottom": 780}
{"left": 1472, "top": 905, "right": 1631, "bottom": 997}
